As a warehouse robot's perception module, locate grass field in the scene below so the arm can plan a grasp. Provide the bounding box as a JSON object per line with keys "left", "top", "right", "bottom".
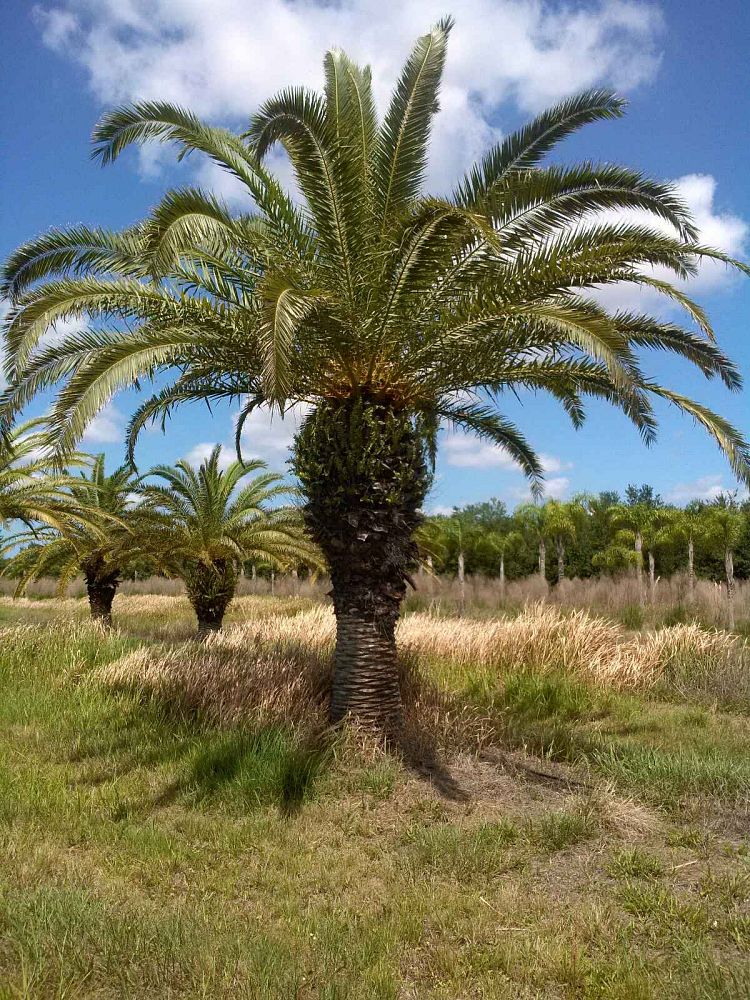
{"left": 1, "top": 595, "right": 748, "bottom": 998}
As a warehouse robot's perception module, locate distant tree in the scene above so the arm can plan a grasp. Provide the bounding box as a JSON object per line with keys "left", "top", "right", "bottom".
{"left": 142, "top": 447, "right": 319, "bottom": 637}
{"left": 2, "top": 456, "right": 151, "bottom": 627}
{"left": 544, "top": 499, "right": 586, "bottom": 581}
{"left": 703, "top": 495, "right": 745, "bottom": 629}
{"left": 516, "top": 504, "right": 549, "bottom": 582}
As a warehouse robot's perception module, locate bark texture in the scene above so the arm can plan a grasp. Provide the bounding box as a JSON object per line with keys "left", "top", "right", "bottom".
{"left": 82, "top": 556, "right": 120, "bottom": 629}
{"left": 725, "top": 548, "right": 735, "bottom": 630}
{"left": 186, "top": 560, "right": 236, "bottom": 640}
{"left": 293, "top": 396, "right": 431, "bottom": 731}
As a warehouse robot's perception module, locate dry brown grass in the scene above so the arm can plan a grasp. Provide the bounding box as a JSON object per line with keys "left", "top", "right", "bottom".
{"left": 87, "top": 600, "right": 750, "bottom": 740}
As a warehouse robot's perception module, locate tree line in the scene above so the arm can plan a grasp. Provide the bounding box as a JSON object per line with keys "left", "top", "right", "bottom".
{"left": 420, "top": 485, "right": 750, "bottom": 625}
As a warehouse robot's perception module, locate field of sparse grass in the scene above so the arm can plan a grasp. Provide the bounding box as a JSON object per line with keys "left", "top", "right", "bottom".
{"left": 1, "top": 596, "right": 749, "bottom": 998}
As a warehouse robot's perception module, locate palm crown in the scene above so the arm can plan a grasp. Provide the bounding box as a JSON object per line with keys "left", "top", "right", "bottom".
{"left": 141, "top": 445, "right": 313, "bottom": 572}
{"left": 2, "top": 17, "right": 748, "bottom": 485}
{"left": 2, "top": 454, "right": 147, "bottom": 605}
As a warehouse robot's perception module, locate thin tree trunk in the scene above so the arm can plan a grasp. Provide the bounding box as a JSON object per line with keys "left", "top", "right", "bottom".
{"left": 556, "top": 538, "right": 565, "bottom": 582}
{"left": 634, "top": 532, "right": 645, "bottom": 607}
{"left": 270, "top": 569, "right": 275, "bottom": 596}
{"left": 725, "top": 547, "right": 735, "bottom": 630}
{"left": 457, "top": 549, "right": 466, "bottom": 615}
{"left": 291, "top": 567, "right": 300, "bottom": 596}
{"left": 250, "top": 564, "right": 257, "bottom": 581}
{"left": 688, "top": 536, "right": 695, "bottom": 602}
{"left": 499, "top": 552, "right": 505, "bottom": 602}
{"left": 648, "top": 551, "right": 656, "bottom": 604}
{"left": 538, "top": 538, "right": 546, "bottom": 580}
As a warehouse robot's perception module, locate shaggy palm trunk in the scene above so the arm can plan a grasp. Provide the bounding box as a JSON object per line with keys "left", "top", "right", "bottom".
{"left": 82, "top": 557, "right": 120, "bottom": 629}
{"left": 688, "top": 537, "right": 696, "bottom": 602}
{"left": 634, "top": 532, "right": 645, "bottom": 607}
{"left": 457, "top": 550, "right": 466, "bottom": 615}
{"left": 556, "top": 538, "right": 565, "bottom": 582}
{"left": 186, "top": 560, "right": 237, "bottom": 640}
{"left": 293, "top": 397, "right": 430, "bottom": 731}
{"left": 648, "top": 551, "right": 656, "bottom": 604}
{"left": 538, "top": 538, "right": 546, "bottom": 580}
{"left": 725, "top": 548, "right": 735, "bottom": 630}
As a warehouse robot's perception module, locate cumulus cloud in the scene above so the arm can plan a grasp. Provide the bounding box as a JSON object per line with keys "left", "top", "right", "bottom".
{"left": 595, "top": 172, "right": 749, "bottom": 314}
{"left": 183, "top": 441, "right": 235, "bottom": 471}
{"left": 237, "top": 402, "right": 311, "bottom": 469}
{"left": 35, "top": 0, "right": 664, "bottom": 191}
{"left": 442, "top": 429, "right": 518, "bottom": 469}
{"left": 665, "top": 474, "right": 728, "bottom": 505}
{"left": 82, "top": 402, "right": 124, "bottom": 444}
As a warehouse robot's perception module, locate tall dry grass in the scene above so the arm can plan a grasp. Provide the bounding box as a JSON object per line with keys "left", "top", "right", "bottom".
{"left": 5, "top": 570, "right": 746, "bottom": 633}
{"left": 90, "top": 601, "right": 750, "bottom": 726}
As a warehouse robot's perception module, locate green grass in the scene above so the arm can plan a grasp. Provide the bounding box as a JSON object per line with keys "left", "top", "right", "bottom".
{"left": 1, "top": 610, "right": 749, "bottom": 998}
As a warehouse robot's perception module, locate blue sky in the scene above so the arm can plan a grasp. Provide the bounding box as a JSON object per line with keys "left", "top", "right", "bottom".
{"left": 2, "top": 0, "right": 749, "bottom": 511}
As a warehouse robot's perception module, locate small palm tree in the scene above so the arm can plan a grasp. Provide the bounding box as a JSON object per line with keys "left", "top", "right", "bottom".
{"left": 664, "top": 506, "right": 709, "bottom": 600}
{"left": 141, "top": 446, "right": 317, "bottom": 637}
{"left": 3, "top": 456, "right": 149, "bottom": 626}
{"left": 516, "top": 504, "right": 550, "bottom": 581}
{"left": 0, "top": 419, "right": 95, "bottom": 530}
{"left": 3, "top": 20, "right": 749, "bottom": 727}
{"left": 702, "top": 496, "right": 745, "bottom": 630}
{"left": 482, "top": 527, "right": 524, "bottom": 598}
{"left": 543, "top": 499, "right": 586, "bottom": 582}
{"left": 606, "top": 502, "right": 668, "bottom": 606}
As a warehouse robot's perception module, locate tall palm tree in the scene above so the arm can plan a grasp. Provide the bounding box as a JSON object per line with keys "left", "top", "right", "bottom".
{"left": 3, "top": 456, "right": 150, "bottom": 626}
{"left": 2, "top": 19, "right": 749, "bottom": 728}
{"left": 141, "top": 446, "right": 317, "bottom": 638}
{"left": 606, "top": 502, "right": 670, "bottom": 606}
{"left": 665, "top": 505, "right": 709, "bottom": 600}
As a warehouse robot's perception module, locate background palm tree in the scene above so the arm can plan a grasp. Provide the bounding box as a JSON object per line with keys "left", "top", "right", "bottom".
{"left": 3, "top": 455, "right": 150, "bottom": 626}
{"left": 3, "top": 19, "right": 749, "bottom": 728}
{"left": 141, "top": 447, "right": 317, "bottom": 638}
{"left": 0, "top": 419, "right": 96, "bottom": 531}
{"left": 516, "top": 504, "right": 550, "bottom": 582}
{"left": 703, "top": 497, "right": 745, "bottom": 629}
{"left": 543, "top": 499, "right": 586, "bottom": 582}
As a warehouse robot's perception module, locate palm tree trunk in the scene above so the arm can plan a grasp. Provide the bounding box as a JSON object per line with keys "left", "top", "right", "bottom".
{"left": 457, "top": 549, "right": 466, "bottom": 615}
{"left": 556, "top": 538, "right": 565, "bottom": 582}
{"left": 186, "top": 560, "right": 236, "bottom": 641}
{"left": 648, "top": 551, "right": 656, "bottom": 604}
{"left": 688, "top": 536, "right": 695, "bottom": 602}
{"left": 82, "top": 558, "right": 120, "bottom": 629}
{"left": 634, "top": 532, "right": 645, "bottom": 607}
{"left": 499, "top": 552, "right": 505, "bottom": 601}
{"left": 539, "top": 538, "right": 546, "bottom": 580}
{"left": 293, "top": 397, "right": 430, "bottom": 732}
{"left": 291, "top": 567, "right": 300, "bottom": 596}
{"left": 725, "top": 547, "right": 735, "bottom": 630}
{"left": 86, "top": 578, "right": 118, "bottom": 628}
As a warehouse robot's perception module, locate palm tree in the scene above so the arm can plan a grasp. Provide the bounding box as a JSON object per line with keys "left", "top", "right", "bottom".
{"left": 606, "top": 502, "right": 669, "bottom": 606}
{"left": 516, "top": 504, "right": 549, "bottom": 582}
{"left": 665, "top": 505, "right": 709, "bottom": 600}
{"left": 482, "top": 527, "right": 524, "bottom": 599}
{"left": 703, "top": 497, "right": 745, "bottom": 630}
{"left": 141, "top": 446, "right": 317, "bottom": 638}
{"left": 3, "top": 20, "right": 749, "bottom": 728}
{"left": 0, "top": 419, "right": 96, "bottom": 530}
{"left": 3, "top": 456, "right": 150, "bottom": 626}
{"left": 543, "top": 499, "right": 585, "bottom": 582}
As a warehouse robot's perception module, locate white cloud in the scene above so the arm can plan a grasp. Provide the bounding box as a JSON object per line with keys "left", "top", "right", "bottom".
{"left": 595, "top": 172, "right": 749, "bottom": 314}
{"left": 35, "top": 0, "right": 664, "bottom": 191}
{"left": 442, "top": 429, "right": 518, "bottom": 469}
{"left": 665, "top": 474, "right": 727, "bottom": 505}
{"left": 511, "top": 474, "right": 570, "bottom": 502}
{"left": 183, "top": 442, "right": 235, "bottom": 470}
{"left": 237, "top": 402, "right": 311, "bottom": 470}
{"left": 82, "top": 402, "right": 124, "bottom": 444}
